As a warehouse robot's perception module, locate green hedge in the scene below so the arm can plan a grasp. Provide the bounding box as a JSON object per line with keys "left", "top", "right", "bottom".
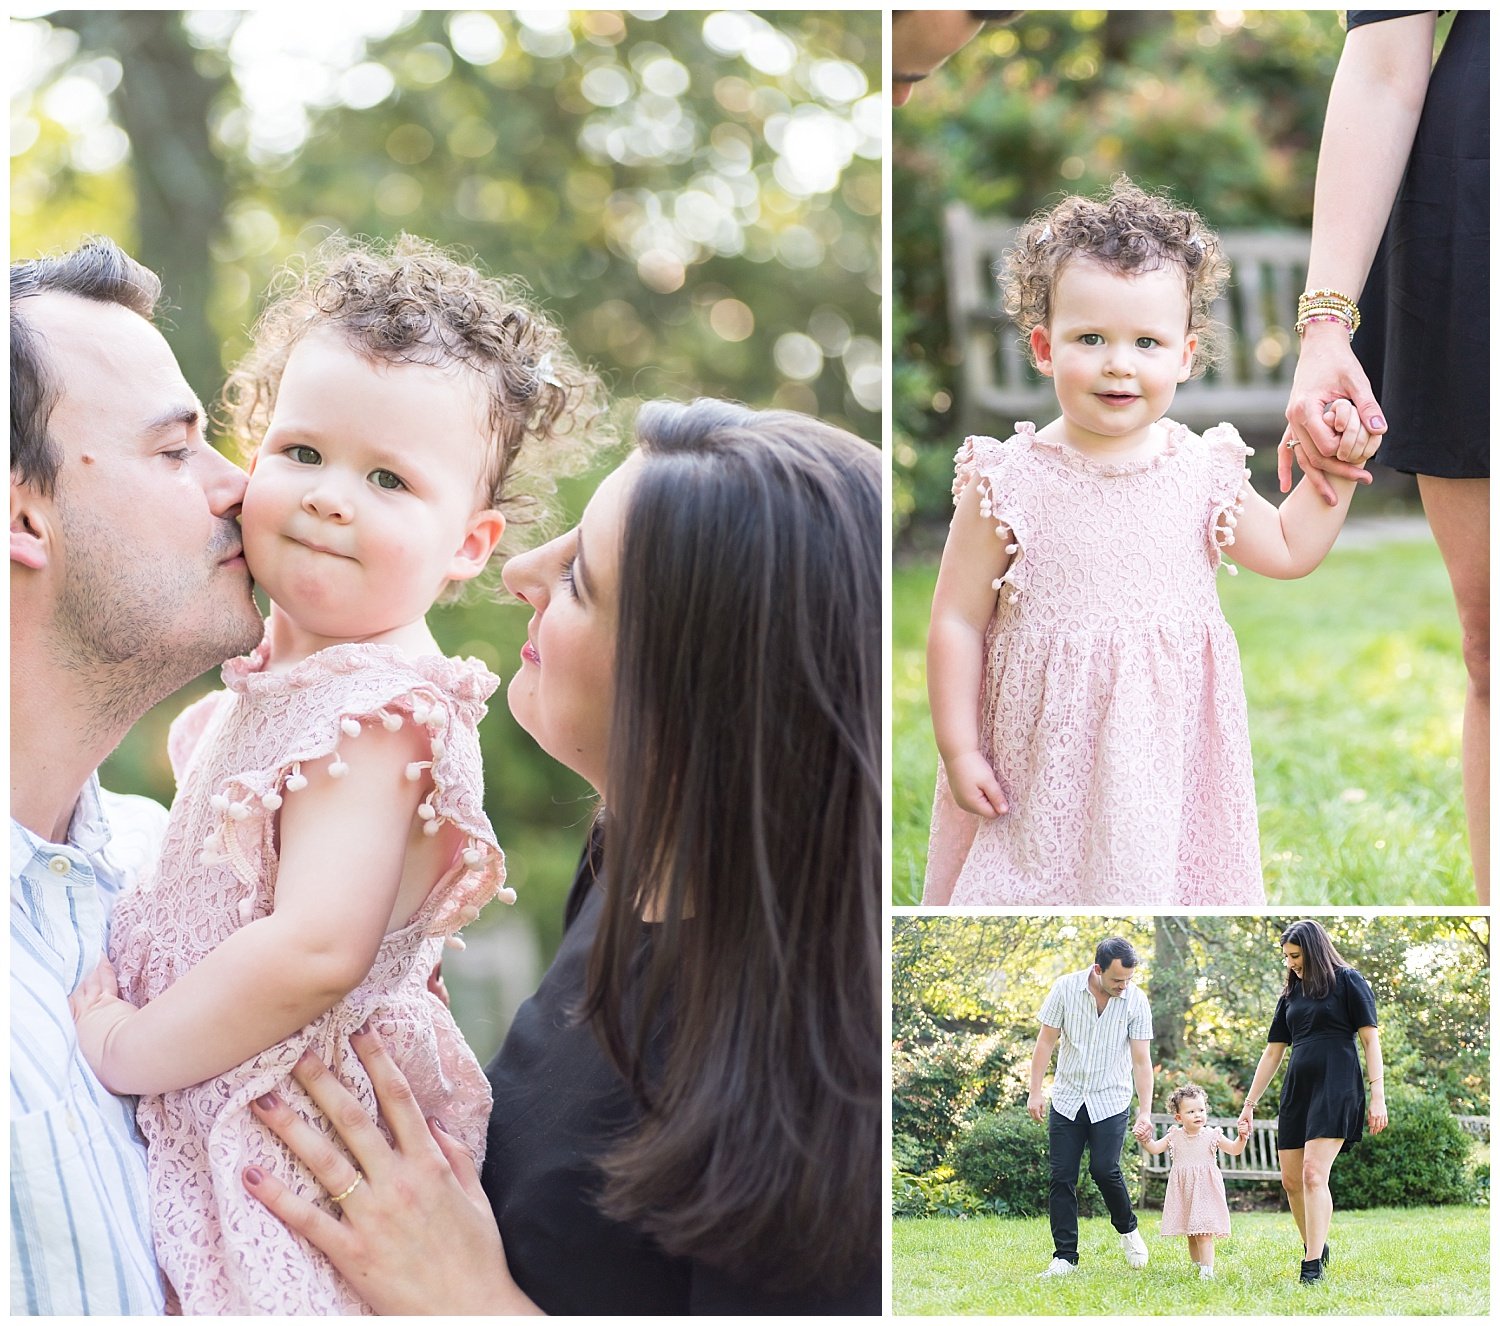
{"left": 948, "top": 1107, "right": 1107, "bottom": 1218}
{"left": 1330, "top": 1085, "right": 1478, "bottom": 1209}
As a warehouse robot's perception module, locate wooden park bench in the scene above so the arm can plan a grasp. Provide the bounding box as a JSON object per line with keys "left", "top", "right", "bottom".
{"left": 1136, "top": 1114, "right": 1283, "bottom": 1204}
{"left": 1136, "top": 1113, "right": 1491, "bottom": 1205}
{"left": 943, "top": 202, "right": 1312, "bottom": 438}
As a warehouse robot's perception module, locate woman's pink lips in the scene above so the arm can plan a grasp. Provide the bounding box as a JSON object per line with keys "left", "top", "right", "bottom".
{"left": 521, "top": 640, "right": 540, "bottom": 666}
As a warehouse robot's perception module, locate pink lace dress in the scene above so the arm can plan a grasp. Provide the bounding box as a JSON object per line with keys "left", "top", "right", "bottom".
{"left": 109, "top": 635, "right": 510, "bottom": 1315}
{"left": 1158, "top": 1125, "right": 1232, "bottom": 1238}
{"left": 924, "top": 421, "right": 1264, "bottom": 905}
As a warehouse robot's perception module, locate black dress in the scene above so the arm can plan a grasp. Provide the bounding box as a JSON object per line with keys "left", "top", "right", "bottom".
{"left": 479, "top": 842, "right": 880, "bottom": 1315}
{"left": 1268, "top": 965, "right": 1379, "bottom": 1151}
{"left": 1347, "top": 10, "right": 1489, "bottom": 478}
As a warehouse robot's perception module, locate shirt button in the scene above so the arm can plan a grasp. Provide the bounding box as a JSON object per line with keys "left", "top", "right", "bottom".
{"left": 47, "top": 855, "right": 72, "bottom": 876}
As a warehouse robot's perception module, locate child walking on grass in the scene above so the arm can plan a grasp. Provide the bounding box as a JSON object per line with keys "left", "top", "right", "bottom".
{"left": 68, "top": 236, "right": 603, "bottom": 1314}
{"left": 1139, "top": 1084, "right": 1251, "bottom": 1278}
{"left": 923, "top": 177, "right": 1380, "bottom": 905}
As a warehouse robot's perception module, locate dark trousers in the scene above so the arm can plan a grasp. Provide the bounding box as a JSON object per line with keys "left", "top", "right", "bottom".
{"left": 1048, "top": 1103, "right": 1137, "bottom": 1263}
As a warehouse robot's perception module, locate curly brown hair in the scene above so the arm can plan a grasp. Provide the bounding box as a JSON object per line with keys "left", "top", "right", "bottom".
{"left": 1168, "top": 1083, "right": 1209, "bottom": 1115}
{"left": 1002, "top": 177, "right": 1230, "bottom": 376}
{"left": 221, "top": 234, "right": 611, "bottom": 570}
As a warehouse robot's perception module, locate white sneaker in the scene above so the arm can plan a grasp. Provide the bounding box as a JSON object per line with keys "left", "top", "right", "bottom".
{"left": 1038, "top": 1257, "right": 1077, "bottom": 1279}
{"left": 1197, "top": 1263, "right": 1216, "bottom": 1279}
{"left": 1120, "top": 1229, "right": 1149, "bottom": 1268}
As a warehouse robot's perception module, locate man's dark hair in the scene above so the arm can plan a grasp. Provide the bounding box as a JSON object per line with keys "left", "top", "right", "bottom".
{"left": 1095, "top": 937, "right": 1138, "bottom": 971}
{"left": 11, "top": 238, "right": 161, "bottom": 496}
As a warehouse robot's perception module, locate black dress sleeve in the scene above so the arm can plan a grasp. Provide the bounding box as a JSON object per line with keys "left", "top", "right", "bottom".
{"left": 1268, "top": 993, "right": 1291, "bottom": 1043}
{"left": 1346, "top": 11, "right": 1438, "bottom": 29}
{"left": 1342, "top": 967, "right": 1379, "bottom": 1029}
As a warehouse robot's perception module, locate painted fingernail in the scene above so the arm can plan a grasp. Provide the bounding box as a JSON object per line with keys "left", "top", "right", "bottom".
{"left": 430, "top": 1116, "right": 449, "bottom": 1134}
{"left": 255, "top": 1091, "right": 280, "bottom": 1110}
{"left": 1371, "top": 415, "right": 1385, "bottom": 430}
{"left": 352, "top": 1020, "right": 371, "bottom": 1039}
{"left": 245, "top": 1167, "right": 264, "bottom": 1187}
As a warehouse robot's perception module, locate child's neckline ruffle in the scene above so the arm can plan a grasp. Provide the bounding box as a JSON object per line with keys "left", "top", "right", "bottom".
{"left": 1014, "top": 418, "right": 1190, "bottom": 477}
{"left": 221, "top": 626, "right": 497, "bottom": 704}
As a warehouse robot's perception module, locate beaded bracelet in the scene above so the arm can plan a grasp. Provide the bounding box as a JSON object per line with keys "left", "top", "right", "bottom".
{"left": 1296, "top": 287, "right": 1360, "bottom": 337}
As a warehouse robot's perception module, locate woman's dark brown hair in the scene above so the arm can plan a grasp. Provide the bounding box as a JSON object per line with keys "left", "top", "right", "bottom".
{"left": 1281, "top": 919, "right": 1352, "bottom": 1001}
{"left": 583, "top": 399, "right": 880, "bottom": 1293}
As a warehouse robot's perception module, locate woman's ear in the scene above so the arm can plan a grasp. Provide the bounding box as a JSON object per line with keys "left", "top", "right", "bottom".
{"left": 446, "top": 509, "right": 506, "bottom": 583}
{"left": 11, "top": 481, "right": 51, "bottom": 571}
{"left": 1030, "top": 324, "right": 1056, "bottom": 377}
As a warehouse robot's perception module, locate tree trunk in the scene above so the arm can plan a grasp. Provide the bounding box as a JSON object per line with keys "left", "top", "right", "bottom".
{"left": 54, "top": 11, "right": 229, "bottom": 407}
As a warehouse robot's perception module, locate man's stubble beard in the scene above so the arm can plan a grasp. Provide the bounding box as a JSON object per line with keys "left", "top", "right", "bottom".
{"left": 51, "top": 495, "right": 263, "bottom": 732}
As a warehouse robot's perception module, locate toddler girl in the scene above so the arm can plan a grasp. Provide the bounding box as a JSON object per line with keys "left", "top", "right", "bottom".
{"left": 923, "top": 178, "right": 1377, "bottom": 905}
{"left": 68, "top": 236, "right": 604, "bottom": 1314}
{"left": 1139, "top": 1083, "right": 1251, "bottom": 1278}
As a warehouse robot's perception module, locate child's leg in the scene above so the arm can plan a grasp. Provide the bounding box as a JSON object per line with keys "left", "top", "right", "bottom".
{"left": 1189, "top": 1234, "right": 1214, "bottom": 1269}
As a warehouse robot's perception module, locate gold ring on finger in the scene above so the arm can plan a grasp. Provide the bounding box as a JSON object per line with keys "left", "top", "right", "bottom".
{"left": 330, "top": 1172, "right": 363, "bottom": 1204}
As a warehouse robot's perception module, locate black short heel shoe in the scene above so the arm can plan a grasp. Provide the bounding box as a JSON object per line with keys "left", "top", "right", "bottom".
{"left": 1299, "top": 1257, "right": 1325, "bottom": 1284}
{"left": 1320, "top": 1240, "right": 1330, "bottom": 1268}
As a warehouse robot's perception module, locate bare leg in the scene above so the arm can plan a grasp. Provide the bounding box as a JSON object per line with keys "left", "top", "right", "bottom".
{"left": 1279, "top": 1148, "right": 1307, "bottom": 1249}
{"left": 1418, "top": 475, "right": 1490, "bottom": 901}
{"left": 1189, "top": 1233, "right": 1214, "bottom": 1269}
{"left": 1301, "top": 1137, "right": 1345, "bottom": 1260}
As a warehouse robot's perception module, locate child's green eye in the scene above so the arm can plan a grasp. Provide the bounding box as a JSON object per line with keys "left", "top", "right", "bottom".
{"left": 1080, "top": 333, "right": 1103, "bottom": 346}
{"left": 289, "top": 445, "right": 321, "bottom": 465}
{"left": 370, "top": 469, "right": 406, "bottom": 491}
{"left": 1136, "top": 337, "right": 1159, "bottom": 349}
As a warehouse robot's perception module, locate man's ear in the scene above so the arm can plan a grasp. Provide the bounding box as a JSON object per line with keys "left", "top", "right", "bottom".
{"left": 11, "top": 481, "right": 52, "bottom": 571}
{"left": 446, "top": 509, "right": 506, "bottom": 584}
{"left": 1030, "top": 324, "right": 1056, "bottom": 377}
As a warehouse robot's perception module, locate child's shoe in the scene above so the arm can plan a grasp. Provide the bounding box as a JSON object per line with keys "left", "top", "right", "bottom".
{"left": 1038, "top": 1257, "right": 1077, "bottom": 1279}
{"left": 1197, "top": 1263, "right": 1215, "bottom": 1280}
{"left": 1120, "top": 1229, "right": 1148, "bottom": 1268}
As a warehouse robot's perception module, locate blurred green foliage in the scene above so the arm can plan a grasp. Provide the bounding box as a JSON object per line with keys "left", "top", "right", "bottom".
{"left": 893, "top": 9, "right": 1451, "bottom": 539}
{"left": 14, "top": 9, "right": 879, "bottom": 1052}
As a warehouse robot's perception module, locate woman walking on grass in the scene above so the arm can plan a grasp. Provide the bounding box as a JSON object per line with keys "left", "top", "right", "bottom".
{"left": 1238, "top": 920, "right": 1387, "bottom": 1284}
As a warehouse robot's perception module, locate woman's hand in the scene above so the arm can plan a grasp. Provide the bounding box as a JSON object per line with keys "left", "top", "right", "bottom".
{"left": 242, "top": 1027, "right": 540, "bottom": 1315}
{"left": 1367, "top": 1091, "right": 1389, "bottom": 1134}
{"left": 1280, "top": 324, "right": 1387, "bottom": 502}
{"left": 1237, "top": 1100, "right": 1254, "bottom": 1132}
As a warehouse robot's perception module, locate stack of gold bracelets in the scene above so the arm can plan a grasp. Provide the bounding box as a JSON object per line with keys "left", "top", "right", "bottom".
{"left": 1294, "top": 288, "right": 1361, "bottom": 338}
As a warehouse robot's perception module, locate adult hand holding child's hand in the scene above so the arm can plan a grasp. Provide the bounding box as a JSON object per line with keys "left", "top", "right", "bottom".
{"left": 944, "top": 751, "right": 1007, "bottom": 818}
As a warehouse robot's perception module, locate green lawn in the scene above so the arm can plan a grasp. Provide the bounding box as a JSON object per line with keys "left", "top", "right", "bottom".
{"left": 892, "top": 538, "right": 1471, "bottom": 904}
{"left": 893, "top": 1207, "right": 1489, "bottom": 1315}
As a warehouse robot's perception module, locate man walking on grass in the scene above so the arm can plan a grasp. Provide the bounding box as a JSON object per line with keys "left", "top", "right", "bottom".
{"left": 1027, "top": 936, "right": 1155, "bottom": 1278}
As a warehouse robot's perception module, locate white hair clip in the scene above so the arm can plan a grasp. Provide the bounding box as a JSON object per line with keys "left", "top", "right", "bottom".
{"left": 1038, "top": 224, "right": 1053, "bottom": 245}
{"left": 533, "top": 351, "right": 561, "bottom": 389}
{"left": 1188, "top": 233, "right": 1205, "bottom": 251}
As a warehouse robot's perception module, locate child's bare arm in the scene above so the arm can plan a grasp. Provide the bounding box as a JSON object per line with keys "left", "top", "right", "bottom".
{"left": 1137, "top": 1126, "right": 1172, "bottom": 1156}
{"left": 928, "top": 480, "right": 1010, "bottom": 817}
{"left": 72, "top": 724, "right": 432, "bottom": 1095}
{"left": 1229, "top": 402, "right": 1371, "bottom": 579}
{"left": 1216, "top": 1123, "right": 1252, "bottom": 1156}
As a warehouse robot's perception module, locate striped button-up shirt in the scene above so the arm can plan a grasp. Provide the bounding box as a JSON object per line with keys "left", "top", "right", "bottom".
{"left": 11, "top": 778, "right": 167, "bottom": 1315}
{"left": 1039, "top": 967, "right": 1153, "bottom": 1122}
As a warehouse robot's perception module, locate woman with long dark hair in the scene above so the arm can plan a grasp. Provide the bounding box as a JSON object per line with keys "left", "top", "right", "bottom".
{"left": 239, "top": 399, "right": 881, "bottom": 1314}
{"left": 1238, "top": 920, "right": 1387, "bottom": 1284}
